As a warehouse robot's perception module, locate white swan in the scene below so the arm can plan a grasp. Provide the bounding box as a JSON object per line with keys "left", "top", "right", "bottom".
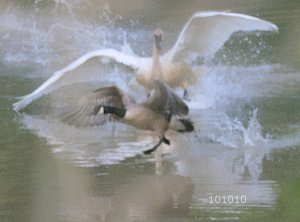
{"left": 13, "top": 11, "right": 278, "bottom": 111}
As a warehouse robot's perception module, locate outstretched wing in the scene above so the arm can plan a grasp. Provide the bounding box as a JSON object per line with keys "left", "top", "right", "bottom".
{"left": 165, "top": 11, "right": 278, "bottom": 62}
{"left": 13, "top": 49, "right": 144, "bottom": 111}
{"left": 61, "top": 85, "right": 134, "bottom": 127}
{"left": 146, "top": 80, "right": 188, "bottom": 119}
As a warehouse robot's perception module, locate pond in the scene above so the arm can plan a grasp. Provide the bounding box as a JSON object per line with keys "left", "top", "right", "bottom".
{"left": 1, "top": 0, "right": 300, "bottom": 221}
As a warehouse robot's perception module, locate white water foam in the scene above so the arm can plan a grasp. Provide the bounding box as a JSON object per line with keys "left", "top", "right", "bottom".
{"left": 210, "top": 108, "right": 268, "bottom": 148}
{"left": 0, "top": 1, "right": 144, "bottom": 71}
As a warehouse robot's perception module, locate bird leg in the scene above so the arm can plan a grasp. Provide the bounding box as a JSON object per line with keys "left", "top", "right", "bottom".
{"left": 143, "top": 136, "right": 170, "bottom": 155}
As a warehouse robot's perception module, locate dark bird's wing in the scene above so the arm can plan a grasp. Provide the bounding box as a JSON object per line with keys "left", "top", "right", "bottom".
{"left": 61, "top": 86, "right": 134, "bottom": 127}
{"left": 145, "top": 80, "right": 188, "bottom": 119}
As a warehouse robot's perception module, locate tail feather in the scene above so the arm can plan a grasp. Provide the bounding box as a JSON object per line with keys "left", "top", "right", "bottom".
{"left": 169, "top": 118, "right": 194, "bottom": 133}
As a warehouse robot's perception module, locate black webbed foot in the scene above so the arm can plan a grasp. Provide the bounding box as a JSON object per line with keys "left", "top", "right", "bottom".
{"left": 143, "top": 137, "right": 170, "bottom": 155}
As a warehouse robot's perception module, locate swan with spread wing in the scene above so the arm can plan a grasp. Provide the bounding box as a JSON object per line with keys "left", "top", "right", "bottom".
{"left": 13, "top": 11, "right": 278, "bottom": 111}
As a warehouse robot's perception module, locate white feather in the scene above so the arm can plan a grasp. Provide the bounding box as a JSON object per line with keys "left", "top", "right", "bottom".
{"left": 13, "top": 49, "right": 146, "bottom": 111}
{"left": 98, "top": 106, "right": 104, "bottom": 115}
{"left": 166, "top": 11, "right": 278, "bottom": 61}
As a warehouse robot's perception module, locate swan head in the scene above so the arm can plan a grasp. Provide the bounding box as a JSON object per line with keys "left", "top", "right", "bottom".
{"left": 154, "top": 28, "right": 163, "bottom": 50}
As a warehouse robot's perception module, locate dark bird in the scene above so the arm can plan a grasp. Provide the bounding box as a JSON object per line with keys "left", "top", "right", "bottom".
{"left": 61, "top": 80, "right": 194, "bottom": 154}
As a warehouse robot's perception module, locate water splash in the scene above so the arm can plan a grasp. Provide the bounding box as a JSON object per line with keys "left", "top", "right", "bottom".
{"left": 211, "top": 108, "right": 268, "bottom": 148}
{"left": 0, "top": 0, "right": 135, "bottom": 71}
{"left": 202, "top": 108, "right": 271, "bottom": 180}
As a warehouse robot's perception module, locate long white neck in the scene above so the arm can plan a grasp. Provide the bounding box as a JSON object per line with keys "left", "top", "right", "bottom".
{"left": 135, "top": 42, "right": 163, "bottom": 90}
{"left": 152, "top": 43, "right": 163, "bottom": 81}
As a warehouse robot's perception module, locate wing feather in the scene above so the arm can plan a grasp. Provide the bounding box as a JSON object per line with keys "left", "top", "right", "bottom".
{"left": 60, "top": 85, "right": 134, "bottom": 127}
{"left": 13, "top": 49, "right": 143, "bottom": 111}
{"left": 146, "top": 80, "right": 188, "bottom": 119}
{"left": 166, "top": 11, "right": 278, "bottom": 62}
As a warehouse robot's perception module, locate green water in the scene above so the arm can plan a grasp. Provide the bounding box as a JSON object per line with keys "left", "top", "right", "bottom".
{"left": 1, "top": 66, "right": 300, "bottom": 222}
{"left": 1, "top": 0, "right": 300, "bottom": 221}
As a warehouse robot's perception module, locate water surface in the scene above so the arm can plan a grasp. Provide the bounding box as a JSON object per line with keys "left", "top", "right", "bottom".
{"left": 1, "top": 1, "right": 300, "bottom": 221}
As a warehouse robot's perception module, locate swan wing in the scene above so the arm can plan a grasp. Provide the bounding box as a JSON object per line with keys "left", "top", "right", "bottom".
{"left": 166, "top": 11, "right": 278, "bottom": 61}
{"left": 146, "top": 80, "right": 188, "bottom": 119}
{"left": 60, "top": 85, "right": 134, "bottom": 127}
{"left": 13, "top": 48, "right": 142, "bottom": 111}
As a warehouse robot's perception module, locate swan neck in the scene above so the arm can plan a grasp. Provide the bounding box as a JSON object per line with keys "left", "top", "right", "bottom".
{"left": 152, "top": 44, "right": 162, "bottom": 80}
{"left": 152, "top": 44, "right": 161, "bottom": 62}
